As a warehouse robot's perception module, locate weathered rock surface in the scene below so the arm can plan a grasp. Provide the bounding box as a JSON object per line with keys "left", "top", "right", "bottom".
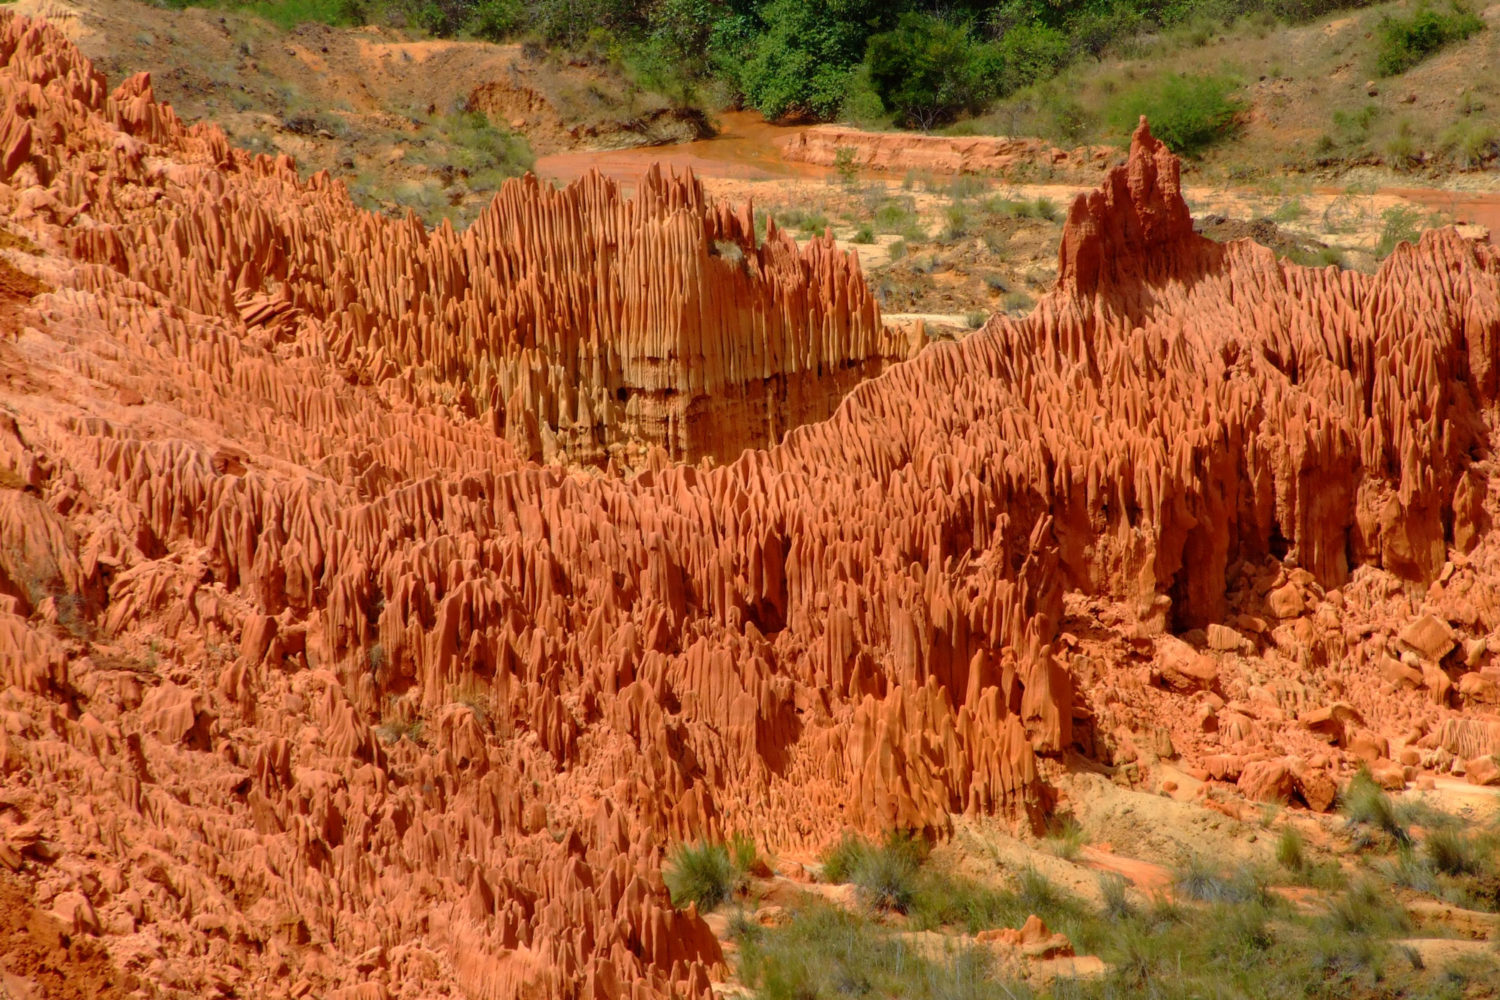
{"left": 2, "top": 14, "right": 1500, "bottom": 1000}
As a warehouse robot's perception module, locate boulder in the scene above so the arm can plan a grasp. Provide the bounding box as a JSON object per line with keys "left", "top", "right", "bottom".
{"left": 1457, "top": 671, "right": 1499, "bottom": 704}
{"left": 1378, "top": 655, "right": 1423, "bottom": 689}
{"left": 1465, "top": 755, "right": 1500, "bottom": 787}
{"left": 1267, "top": 583, "right": 1306, "bottom": 619}
{"left": 1206, "top": 623, "right": 1250, "bottom": 653}
{"left": 1371, "top": 761, "right": 1406, "bottom": 791}
{"left": 1237, "top": 759, "right": 1293, "bottom": 803}
{"left": 1154, "top": 636, "right": 1218, "bottom": 692}
{"left": 1289, "top": 760, "right": 1338, "bottom": 812}
{"left": 1400, "top": 615, "right": 1455, "bottom": 662}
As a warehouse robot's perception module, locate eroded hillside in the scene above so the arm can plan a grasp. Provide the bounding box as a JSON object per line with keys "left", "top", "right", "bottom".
{"left": 1, "top": 10, "right": 1499, "bottom": 1000}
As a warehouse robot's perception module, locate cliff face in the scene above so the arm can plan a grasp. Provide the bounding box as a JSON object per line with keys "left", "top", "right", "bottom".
{"left": 7, "top": 15, "right": 900, "bottom": 471}
{"left": 3, "top": 12, "right": 1500, "bottom": 1000}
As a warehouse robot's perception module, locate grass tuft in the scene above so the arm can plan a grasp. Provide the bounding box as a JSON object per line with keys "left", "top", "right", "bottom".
{"left": 1173, "top": 854, "right": 1268, "bottom": 905}
{"left": 664, "top": 840, "right": 736, "bottom": 912}
{"left": 1340, "top": 765, "right": 1409, "bottom": 841}
{"left": 1275, "top": 827, "right": 1306, "bottom": 873}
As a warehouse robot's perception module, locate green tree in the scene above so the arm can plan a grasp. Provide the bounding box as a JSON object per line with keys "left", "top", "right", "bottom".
{"left": 727, "top": 0, "right": 892, "bottom": 120}
{"left": 865, "top": 13, "right": 999, "bottom": 130}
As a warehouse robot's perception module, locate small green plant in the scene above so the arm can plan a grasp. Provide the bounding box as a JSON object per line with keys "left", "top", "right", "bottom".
{"left": 943, "top": 204, "right": 970, "bottom": 240}
{"left": 664, "top": 840, "right": 737, "bottom": 912}
{"left": 1044, "top": 812, "right": 1086, "bottom": 860}
{"left": 1098, "top": 873, "right": 1134, "bottom": 921}
{"left": 1332, "top": 103, "right": 1380, "bottom": 144}
{"left": 833, "top": 146, "right": 859, "bottom": 187}
{"left": 1271, "top": 199, "right": 1307, "bottom": 223}
{"left": 887, "top": 239, "right": 907, "bottom": 261}
{"left": 1385, "top": 120, "right": 1421, "bottom": 168}
{"left": 729, "top": 832, "right": 761, "bottom": 877}
{"left": 1440, "top": 120, "right": 1497, "bottom": 168}
{"left": 964, "top": 310, "right": 987, "bottom": 330}
{"left": 1375, "top": 205, "right": 1426, "bottom": 260}
{"left": 1016, "top": 865, "right": 1067, "bottom": 913}
{"left": 1173, "top": 854, "right": 1267, "bottom": 905}
{"left": 1326, "top": 877, "right": 1412, "bottom": 936}
{"left": 820, "top": 832, "right": 869, "bottom": 884}
{"left": 1003, "top": 291, "right": 1034, "bottom": 313}
{"left": 1375, "top": 2, "right": 1485, "bottom": 77}
{"left": 853, "top": 832, "right": 927, "bottom": 913}
{"left": 1276, "top": 827, "right": 1307, "bottom": 872}
{"left": 851, "top": 225, "right": 875, "bottom": 244}
{"left": 1425, "top": 827, "right": 1482, "bottom": 876}
{"left": 872, "top": 197, "right": 920, "bottom": 238}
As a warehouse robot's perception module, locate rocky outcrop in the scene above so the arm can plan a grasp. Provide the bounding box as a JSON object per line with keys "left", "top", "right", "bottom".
{"left": 777, "top": 125, "right": 1112, "bottom": 177}
{"left": 4, "top": 11, "right": 1500, "bottom": 1000}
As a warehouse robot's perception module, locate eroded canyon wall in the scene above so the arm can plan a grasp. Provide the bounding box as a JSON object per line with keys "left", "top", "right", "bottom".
{"left": 1, "top": 11, "right": 1500, "bottom": 1000}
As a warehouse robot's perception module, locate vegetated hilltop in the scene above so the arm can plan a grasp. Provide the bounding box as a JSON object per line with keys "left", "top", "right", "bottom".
{"left": 32, "top": 0, "right": 712, "bottom": 227}
{"left": 136, "top": 0, "right": 1500, "bottom": 182}
{"left": 5, "top": 9, "right": 1500, "bottom": 1000}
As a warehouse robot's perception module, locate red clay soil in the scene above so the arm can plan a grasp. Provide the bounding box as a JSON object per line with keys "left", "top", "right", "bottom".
{"left": 1387, "top": 186, "right": 1500, "bottom": 245}
{"left": 0, "top": 875, "right": 130, "bottom": 1000}
{"left": 8, "top": 10, "right": 1500, "bottom": 1000}
{"left": 535, "top": 109, "right": 828, "bottom": 186}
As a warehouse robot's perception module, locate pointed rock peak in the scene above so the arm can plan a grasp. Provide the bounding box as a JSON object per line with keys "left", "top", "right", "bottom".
{"left": 1056, "top": 116, "right": 1202, "bottom": 298}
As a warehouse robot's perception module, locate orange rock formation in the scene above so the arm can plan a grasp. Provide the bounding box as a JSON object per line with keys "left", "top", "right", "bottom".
{"left": 3, "top": 12, "right": 1500, "bottom": 999}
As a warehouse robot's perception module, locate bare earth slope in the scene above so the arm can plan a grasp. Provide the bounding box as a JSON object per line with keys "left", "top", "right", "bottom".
{"left": 3, "top": 11, "right": 1500, "bottom": 1000}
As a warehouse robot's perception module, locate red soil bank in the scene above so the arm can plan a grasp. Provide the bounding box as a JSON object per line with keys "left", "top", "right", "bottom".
{"left": 2, "top": 11, "right": 1500, "bottom": 1000}
{"left": 777, "top": 125, "right": 1113, "bottom": 177}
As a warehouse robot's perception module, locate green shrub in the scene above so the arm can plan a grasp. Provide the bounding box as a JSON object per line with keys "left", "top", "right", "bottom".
{"left": 964, "top": 310, "right": 987, "bottom": 330}
{"left": 1326, "top": 877, "right": 1412, "bottom": 936}
{"left": 864, "top": 13, "right": 1001, "bottom": 130}
{"left": 1375, "top": 2, "right": 1485, "bottom": 77}
{"left": 1271, "top": 199, "right": 1307, "bottom": 223}
{"left": 1015, "top": 865, "right": 1066, "bottom": 912}
{"left": 887, "top": 239, "right": 907, "bottom": 261}
{"left": 1441, "top": 120, "right": 1498, "bottom": 168}
{"left": 1385, "top": 120, "right": 1421, "bottom": 168}
{"left": 1003, "top": 291, "right": 1034, "bottom": 313}
{"left": 851, "top": 225, "right": 875, "bottom": 244}
{"left": 1106, "top": 73, "right": 1243, "bottom": 156}
{"left": 820, "top": 832, "right": 869, "bottom": 884}
{"left": 993, "top": 22, "right": 1071, "bottom": 94}
{"left": 1425, "top": 828, "right": 1482, "bottom": 876}
{"left": 833, "top": 146, "right": 859, "bottom": 187}
{"left": 1172, "top": 854, "right": 1268, "bottom": 905}
{"left": 1098, "top": 873, "right": 1134, "bottom": 921}
{"left": 1341, "top": 765, "right": 1408, "bottom": 839}
{"left": 1276, "top": 827, "right": 1306, "bottom": 872}
{"left": 872, "top": 197, "right": 921, "bottom": 239}
{"left": 664, "top": 840, "right": 736, "bottom": 912}
{"left": 728, "top": 0, "right": 874, "bottom": 120}
{"left": 851, "top": 832, "right": 927, "bottom": 913}
{"left": 1044, "top": 812, "right": 1086, "bottom": 860}
{"left": 943, "top": 204, "right": 971, "bottom": 240}
{"left": 729, "top": 832, "right": 761, "bottom": 875}
{"left": 1375, "top": 205, "right": 1426, "bottom": 260}
{"left": 1041, "top": 91, "right": 1095, "bottom": 146}
{"left": 738, "top": 902, "right": 1035, "bottom": 1000}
